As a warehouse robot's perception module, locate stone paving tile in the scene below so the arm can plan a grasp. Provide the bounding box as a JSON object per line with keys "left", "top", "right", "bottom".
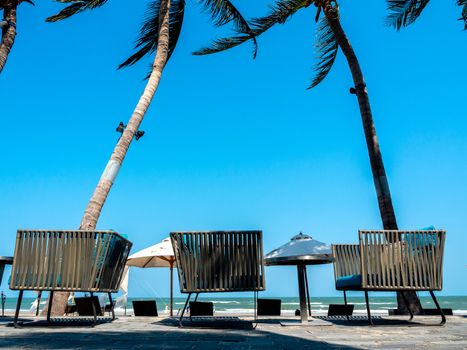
{"left": 0, "top": 316, "right": 466, "bottom": 349}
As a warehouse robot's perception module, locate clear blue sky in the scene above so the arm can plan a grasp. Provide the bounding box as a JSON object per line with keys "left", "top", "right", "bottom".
{"left": 1, "top": 0, "right": 466, "bottom": 300}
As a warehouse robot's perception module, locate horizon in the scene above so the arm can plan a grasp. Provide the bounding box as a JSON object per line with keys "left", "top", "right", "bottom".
{"left": 1, "top": 0, "right": 466, "bottom": 302}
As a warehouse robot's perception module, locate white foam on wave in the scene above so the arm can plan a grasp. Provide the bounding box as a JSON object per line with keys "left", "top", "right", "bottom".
{"left": 207, "top": 300, "right": 241, "bottom": 304}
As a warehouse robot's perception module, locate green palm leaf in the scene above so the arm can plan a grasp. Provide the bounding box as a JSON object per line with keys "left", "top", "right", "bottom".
{"left": 199, "top": 0, "right": 258, "bottom": 57}
{"left": 46, "top": 0, "right": 109, "bottom": 22}
{"left": 308, "top": 17, "right": 338, "bottom": 89}
{"left": 386, "top": 0, "right": 431, "bottom": 30}
{"left": 194, "top": 0, "right": 309, "bottom": 56}
{"left": 119, "top": 0, "right": 185, "bottom": 69}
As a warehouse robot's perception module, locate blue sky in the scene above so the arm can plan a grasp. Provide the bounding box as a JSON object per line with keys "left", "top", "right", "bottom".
{"left": 1, "top": 0, "right": 466, "bottom": 300}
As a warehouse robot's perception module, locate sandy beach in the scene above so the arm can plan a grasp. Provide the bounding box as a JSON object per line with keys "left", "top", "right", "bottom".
{"left": 0, "top": 313, "right": 466, "bottom": 349}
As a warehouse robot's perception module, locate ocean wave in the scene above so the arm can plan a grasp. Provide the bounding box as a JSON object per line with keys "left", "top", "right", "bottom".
{"left": 207, "top": 301, "right": 241, "bottom": 304}
{"left": 351, "top": 302, "right": 395, "bottom": 306}
{"left": 282, "top": 302, "right": 323, "bottom": 305}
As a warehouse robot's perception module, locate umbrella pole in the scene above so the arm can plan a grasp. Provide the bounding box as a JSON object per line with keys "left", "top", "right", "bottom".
{"left": 170, "top": 261, "right": 173, "bottom": 317}
{"left": 304, "top": 267, "right": 312, "bottom": 317}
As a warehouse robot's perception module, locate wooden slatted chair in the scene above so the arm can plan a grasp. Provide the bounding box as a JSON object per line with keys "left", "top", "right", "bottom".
{"left": 332, "top": 230, "right": 446, "bottom": 325}
{"left": 10, "top": 229, "right": 132, "bottom": 327}
{"left": 170, "top": 231, "right": 266, "bottom": 327}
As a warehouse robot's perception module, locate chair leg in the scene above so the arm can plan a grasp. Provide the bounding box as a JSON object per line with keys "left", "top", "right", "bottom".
{"left": 400, "top": 291, "right": 414, "bottom": 321}
{"left": 13, "top": 290, "right": 24, "bottom": 328}
{"left": 364, "top": 291, "right": 373, "bottom": 326}
{"left": 90, "top": 296, "right": 97, "bottom": 328}
{"left": 189, "top": 293, "right": 199, "bottom": 322}
{"left": 47, "top": 291, "right": 54, "bottom": 324}
{"left": 36, "top": 291, "right": 42, "bottom": 317}
{"left": 429, "top": 291, "right": 446, "bottom": 325}
{"left": 253, "top": 291, "right": 258, "bottom": 329}
{"left": 179, "top": 293, "right": 191, "bottom": 328}
{"left": 343, "top": 290, "right": 350, "bottom": 321}
{"left": 108, "top": 292, "right": 115, "bottom": 321}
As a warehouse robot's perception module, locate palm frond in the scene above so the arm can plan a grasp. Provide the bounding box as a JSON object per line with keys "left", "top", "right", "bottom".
{"left": 308, "top": 17, "right": 338, "bottom": 89}
{"left": 386, "top": 0, "right": 430, "bottom": 30}
{"left": 119, "top": 0, "right": 185, "bottom": 69}
{"left": 250, "top": 0, "right": 309, "bottom": 31}
{"left": 194, "top": 0, "right": 309, "bottom": 56}
{"left": 199, "top": 0, "right": 257, "bottom": 58}
{"left": 458, "top": 0, "right": 467, "bottom": 30}
{"left": 46, "top": 0, "right": 109, "bottom": 22}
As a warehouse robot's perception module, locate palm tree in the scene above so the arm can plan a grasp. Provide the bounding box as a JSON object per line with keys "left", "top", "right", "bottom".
{"left": 43, "top": 0, "right": 256, "bottom": 316}
{"left": 194, "top": 0, "right": 422, "bottom": 314}
{"left": 386, "top": 0, "right": 467, "bottom": 30}
{"left": 0, "top": 0, "right": 33, "bottom": 73}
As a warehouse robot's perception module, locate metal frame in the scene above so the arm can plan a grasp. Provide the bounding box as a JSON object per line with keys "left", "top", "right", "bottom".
{"left": 171, "top": 231, "right": 265, "bottom": 327}
{"left": 10, "top": 230, "right": 132, "bottom": 328}
{"left": 332, "top": 230, "right": 446, "bottom": 325}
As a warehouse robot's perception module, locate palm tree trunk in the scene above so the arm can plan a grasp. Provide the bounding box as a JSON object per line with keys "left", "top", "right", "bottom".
{"left": 323, "top": 3, "right": 422, "bottom": 314}
{"left": 44, "top": 0, "right": 172, "bottom": 317}
{"left": 0, "top": 1, "right": 17, "bottom": 74}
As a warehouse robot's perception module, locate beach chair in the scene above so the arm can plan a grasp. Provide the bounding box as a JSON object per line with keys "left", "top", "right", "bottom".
{"left": 0, "top": 256, "right": 13, "bottom": 287}
{"left": 10, "top": 230, "right": 132, "bottom": 327}
{"left": 171, "top": 231, "right": 266, "bottom": 327}
{"left": 332, "top": 230, "right": 446, "bottom": 325}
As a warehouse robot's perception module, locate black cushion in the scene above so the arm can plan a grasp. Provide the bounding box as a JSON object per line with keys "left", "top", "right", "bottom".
{"left": 189, "top": 301, "right": 214, "bottom": 316}
{"left": 257, "top": 299, "right": 281, "bottom": 316}
{"left": 75, "top": 296, "right": 103, "bottom": 316}
{"left": 327, "top": 304, "right": 354, "bottom": 316}
{"left": 132, "top": 300, "right": 158, "bottom": 316}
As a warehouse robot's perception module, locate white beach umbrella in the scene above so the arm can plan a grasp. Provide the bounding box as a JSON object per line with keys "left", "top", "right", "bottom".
{"left": 126, "top": 237, "right": 176, "bottom": 316}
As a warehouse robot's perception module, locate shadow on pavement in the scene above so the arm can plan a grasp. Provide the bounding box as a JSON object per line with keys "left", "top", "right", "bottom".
{"left": 0, "top": 327, "right": 362, "bottom": 349}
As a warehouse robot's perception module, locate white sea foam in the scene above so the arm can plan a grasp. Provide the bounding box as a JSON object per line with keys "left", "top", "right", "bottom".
{"left": 207, "top": 300, "right": 241, "bottom": 304}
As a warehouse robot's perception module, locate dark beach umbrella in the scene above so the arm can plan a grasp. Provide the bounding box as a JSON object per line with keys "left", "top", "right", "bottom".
{"left": 265, "top": 232, "right": 333, "bottom": 324}
{"left": 264, "top": 232, "right": 333, "bottom": 266}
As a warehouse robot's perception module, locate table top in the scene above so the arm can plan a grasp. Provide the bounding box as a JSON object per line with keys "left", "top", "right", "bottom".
{"left": 0, "top": 256, "right": 13, "bottom": 265}
{"left": 265, "top": 254, "right": 333, "bottom": 266}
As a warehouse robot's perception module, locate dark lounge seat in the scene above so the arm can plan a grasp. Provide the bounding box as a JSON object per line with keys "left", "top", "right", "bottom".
{"left": 257, "top": 299, "right": 281, "bottom": 316}
{"left": 132, "top": 300, "right": 158, "bottom": 316}
{"left": 75, "top": 296, "right": 103, "bottom": 317}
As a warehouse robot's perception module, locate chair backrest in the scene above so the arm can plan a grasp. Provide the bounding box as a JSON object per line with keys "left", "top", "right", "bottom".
{"left": 171, "top": 231, "right": 266, "bottom": 293}
{"left": 0, "top": 265, "right": 4, "bottom": 287}
{"left": 10, "top": 230, "right": 132, "bottom": 292}
{"left": 331, "top": 244, "right": 361, "bottom": 281}
{"left": 359, "top": 230, "right": 446, "bottom": 290}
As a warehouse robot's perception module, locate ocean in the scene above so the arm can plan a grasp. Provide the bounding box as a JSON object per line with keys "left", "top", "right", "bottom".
{"left": 2, "top": 296, "right": 467, "bottom": 316}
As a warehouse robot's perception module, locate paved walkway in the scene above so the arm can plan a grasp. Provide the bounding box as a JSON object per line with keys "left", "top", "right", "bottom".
{"left": 0, "top": 315, "right": 466, "bottom": 349}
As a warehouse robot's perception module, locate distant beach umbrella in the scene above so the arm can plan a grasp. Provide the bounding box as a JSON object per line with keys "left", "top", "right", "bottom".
{"left": 126, "top": 237, "right": 176, "bottom": 316}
